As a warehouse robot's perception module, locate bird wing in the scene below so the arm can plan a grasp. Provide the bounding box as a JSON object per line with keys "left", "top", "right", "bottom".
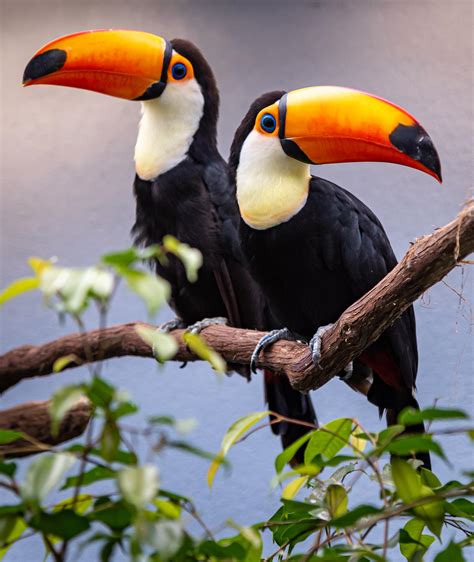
{"left": 311, "top": 176, "right": 418, "bottom": 389}
{"left": 202, "top": 158, "right": 265, "bottom": 331}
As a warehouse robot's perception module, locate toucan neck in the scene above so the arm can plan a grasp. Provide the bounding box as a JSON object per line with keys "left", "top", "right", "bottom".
{"left": 236, "top": 131, "right": 311, "bottom": 230}
{"left": 134, "top": 79, "right": 206, "bottom": 181}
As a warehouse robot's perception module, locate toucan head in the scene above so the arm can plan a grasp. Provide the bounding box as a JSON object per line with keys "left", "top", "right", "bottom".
{"left": 23, "top": 30, "right": 219, "bottom": 179}
{"left": 230, "top": 87, "right": 441, "bottom": 229}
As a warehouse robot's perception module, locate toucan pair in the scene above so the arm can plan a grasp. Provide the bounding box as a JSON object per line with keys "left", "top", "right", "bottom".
{"left": 24, "top": 30, "right": 440, "bottom": 467}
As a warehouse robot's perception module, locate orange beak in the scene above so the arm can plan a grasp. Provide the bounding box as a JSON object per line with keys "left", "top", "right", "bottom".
{"left": 274, "top": 86, "right": 441, "bottom": 182}
{"left": 23, "top": 29, "right": 171, "bottom": 101}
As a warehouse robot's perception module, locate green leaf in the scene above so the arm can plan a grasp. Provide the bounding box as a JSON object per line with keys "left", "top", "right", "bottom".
{"left": 451, "top": 498, "right": 474, "bottom": 515}
{"left": 102, "top": 245, "right": 163, "bottom": 267}
{"left": 0, "top": 506, "right": 24, "bottom": 517}
{"left": 30, "top": 510, "right": 90, "bottom": 540}
{"left": 377, "top": 425, "right": 405, "bottom": 447}
{"left": 53, "top": 354, "right": 81, "bottom": 372}
{"left": 53, "top": 494, "right": 93, "bottom": 515}
{"left": 208, "top": 411, "right": 270, "bottom": 487}
{"left": 331, "top": 505, "right": 381, "bottom": 527}
{"left": 399, "top": 407, "right": 468, "bottom": 426}
{"left": 102, "top": 247, "right": 140, "bottom": 267}
{"left": 399, "top": 518, "right": 435, "bottom": 561}
{"left": 268, "top": 502, "right": 317, "bottom": 548}
{"left": 111, "top": 400, "right": 138, "bottom": 420}
{"left": 118, "top": 464, "right": 159, "bottom": 509}
{"left": 0, "top": 463, "right": 16, "bottom": 479}
{"left": 419, "top": 468, "right": 442, "bottom": 489}
{"left": 89, "top": 498, "right": 132, "bottom": 531}
{"left": 20, "top": 453, "right": 76, "bottom": 503}
{"left": 304, "top": 418, "right": 352, "bottom": 464}
{"left": 0, "top": 517, "right": 18, "bottom": 547}
{"left": 0, "top": 277, "right": 39, "bottom": 308}
{"left": 391, "top": 458, "right": 444, "bottom": 537}
{"left": 119, "top": 268, "right": 170, "bottom": 316}
{"left": 275, "top": 431, "right": 315, "bottom": 474}
{"left": 282, "top": 476, "right": 309, "bottom": 500}
{"left": 148, "top": 415, "right": 175, "bottom": 426}
{"left": 0, "top": 517, "right": 26, "bottom": 560}
{"left": 61, "top": 466, "right": 116, "bottom": 490}
{"left": 219, "top": 411, "right": 271, "bottom": 459}
{"left": 168, "top": 440, "right": 227, "bottom": 465}
{"left": 350, "top": 424, "right": 368, "bottom": 453}
{"left": 434, "top": 541, "right": 465, "bottom": 562}
{"left": 87, "top": 376, "right": 115, "bottom": 408}
{"left": 135, "top": 325, "right": 178, "bottom": 362}
{"left": 198, "top": 539, "right": 246, "bottom": 559}
{"left": 100, "top": 423, "right": 120, "bottom": 463}
{"left": 40, "top": 266, "right": 114, "bottom": 313}
{"left": 325, "top": 484, "right": 348, "bottom": 518}
{"left": 153, "top": 499, "right": 181, "bottom": 519}
{"left": 387, "top": 435, "right": 446, "bottom": 459}
{"left": 183, "top": 331, "right": 226, "bottom": 373}
{"left": 49, "top": 385, "right": 86, "bottom": 436}
{"left": 444, "top": 498, "right": 474, "bottom": 520}
{"left": 0, "top": 430, "right": 23, "bottom": 445}
{"left": 163, "top": 235, "right": 203, "bottom": 283}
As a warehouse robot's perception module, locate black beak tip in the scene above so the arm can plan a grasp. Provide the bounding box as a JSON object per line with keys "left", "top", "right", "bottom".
{"left": 389, "top": 122, "right": 442, "bottom": 183}
{"left": 23, "top": 49, "right": 67, "bottom": 84}
{"left": 418, "top": 132, "right": 442, "bottom": 183}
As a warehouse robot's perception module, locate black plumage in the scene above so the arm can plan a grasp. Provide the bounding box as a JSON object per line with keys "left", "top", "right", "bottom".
{"left": 132, "top": 41, "right": 317, "bottom": 457}
{"left": 230, "top": 93, "right": 430, "bottom": 468}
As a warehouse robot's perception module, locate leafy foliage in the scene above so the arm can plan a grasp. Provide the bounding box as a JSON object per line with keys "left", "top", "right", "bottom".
{"left": 0, "top": 247, "right": 472, "bottom": 561}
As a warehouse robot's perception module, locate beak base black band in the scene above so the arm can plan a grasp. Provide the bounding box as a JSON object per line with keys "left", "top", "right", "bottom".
{"left": 134, "top": 39, "right": 173, "bottom": 101}
{"left": 278, "top": 92, "right": 314, "bottom": 165}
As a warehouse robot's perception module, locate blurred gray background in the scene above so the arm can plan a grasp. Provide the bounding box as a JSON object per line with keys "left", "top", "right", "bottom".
{"left": 1, "top": 0, "right": 472, "bottom": 560}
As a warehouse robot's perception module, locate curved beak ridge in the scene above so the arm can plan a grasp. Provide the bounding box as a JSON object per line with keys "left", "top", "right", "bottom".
{"left": 279, "top": 86, "right": 442, "bottom": 182}
{"left": 23, "top": 29, "right": 171, "bottom": 101}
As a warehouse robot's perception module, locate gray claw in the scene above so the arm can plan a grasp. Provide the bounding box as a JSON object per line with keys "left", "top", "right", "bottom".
{"left": 309, "top": 324, "right": 333, "bottom": 366}
{"left": 187, "top": 316, "right": 228, "bottom": 334}
{"left": 250, "top": 327, "right": 294, "bottom": 374}
{"left": 159, "top": 318, "right": 186, "bottom": 333}
{"left": 309, "top": 323, "right": 353, "bottom": 378}
{"left": 340, "top": 361, "right": 354, "bottom": 381}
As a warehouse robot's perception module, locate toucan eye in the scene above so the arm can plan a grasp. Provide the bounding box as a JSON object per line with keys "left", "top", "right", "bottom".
{"left": 260, "top": 113, "right": 276, "bottom": 133}
{"left": 171, "top": 62, "right": 187, "bottom": 80}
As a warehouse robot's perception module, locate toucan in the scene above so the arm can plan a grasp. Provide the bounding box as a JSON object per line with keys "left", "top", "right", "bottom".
{"left": 230, "top": 87, "right": 442, "bottom": 469}
{"left": 23, "top": 30, "right": 317, "bottom": 459}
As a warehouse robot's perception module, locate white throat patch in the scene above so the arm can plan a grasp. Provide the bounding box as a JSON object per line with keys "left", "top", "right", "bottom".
{"left": 236, "top": 130, "right": 311, "bottom": 230}
{"left": 134, "top": 77, "right": 204, "bottom": 181}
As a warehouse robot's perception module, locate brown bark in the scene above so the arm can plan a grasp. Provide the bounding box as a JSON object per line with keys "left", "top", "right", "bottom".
{"left": 0, "top": 200, "right": 472, "bottom": 395}
{"left": 0, "top": 398, "right": 91, "bottom": 458}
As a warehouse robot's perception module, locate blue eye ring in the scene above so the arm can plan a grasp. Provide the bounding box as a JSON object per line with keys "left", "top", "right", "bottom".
{"left": 260, "top": 113, "right": 277, "bottom": 133}
{"left": 171, "top": 62, "right": 187, "bottom": 80}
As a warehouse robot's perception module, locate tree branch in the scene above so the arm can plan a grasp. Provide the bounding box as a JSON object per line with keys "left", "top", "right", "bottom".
{"left": 0, "top": 200, "right": 472, "bottom": 396}
{"left": 0, "top": 398, "right": 91, "bottom": 458}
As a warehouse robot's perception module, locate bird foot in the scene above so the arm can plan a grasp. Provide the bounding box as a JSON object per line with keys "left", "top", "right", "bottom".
{"left": 309, "top": 324, "right": 353, "bottom": 380}
{"left": 309, "top": 324, "right": 333, "bottom": 366}
{"left": 250, "top": 327, "right": 295, "bottom": 374}
{"left": 186, "top": 316, "right": 228, "bottom": 335}
{"left": 159, "top": 318, "right": 186, "bottom": 333}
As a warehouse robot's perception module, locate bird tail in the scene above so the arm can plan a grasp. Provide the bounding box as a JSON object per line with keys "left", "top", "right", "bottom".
{"left": 264, "top": 370, "right": 318, "bottom": 466}
{"left": 369, "top": 377, "right": 431, "bottom": 470}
